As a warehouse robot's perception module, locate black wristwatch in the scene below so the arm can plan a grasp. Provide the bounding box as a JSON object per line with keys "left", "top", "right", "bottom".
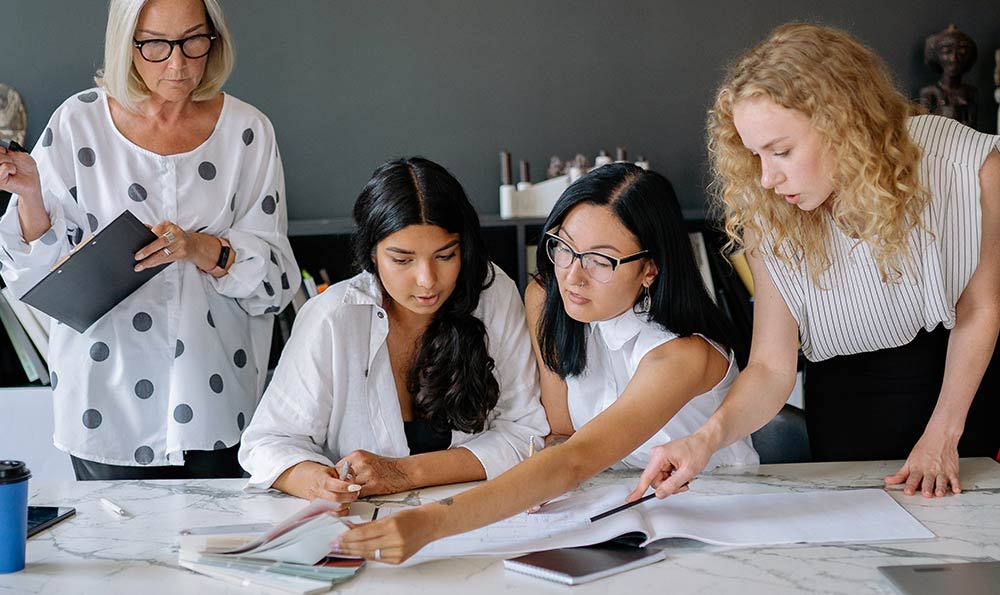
{"left": 205, "top": 237, "right": 231, "bottom": 274}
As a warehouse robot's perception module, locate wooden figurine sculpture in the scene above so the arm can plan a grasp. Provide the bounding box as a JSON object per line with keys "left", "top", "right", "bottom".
{"left": 919, "top": 24, "right": 978, "bottom": 128}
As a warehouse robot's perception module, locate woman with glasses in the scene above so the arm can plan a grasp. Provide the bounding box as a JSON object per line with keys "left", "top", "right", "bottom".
{"left": 239, "top": 157, "right": 548, "bottom": 508}
{"left": 0, "top": 0, "right": 298, "bottom": 479}
{"left": 333, "top": 163, "right": 757, "bottom": 564}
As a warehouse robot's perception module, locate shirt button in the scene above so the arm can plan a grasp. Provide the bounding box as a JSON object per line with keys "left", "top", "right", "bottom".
{"left": 377, "top": 311, "right": 384, "bottom": 319}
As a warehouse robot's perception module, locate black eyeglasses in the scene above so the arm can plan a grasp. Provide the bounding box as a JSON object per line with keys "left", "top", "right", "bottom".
{"left": 132, "top": 33, "right": 217, "bottom": 63}
{"left": 544, "top": 232, "right": 649, "bottom": 284}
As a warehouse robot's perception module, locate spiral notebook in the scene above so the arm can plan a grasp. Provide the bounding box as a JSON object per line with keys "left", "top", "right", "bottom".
{"left": 20, "top": 210, "right": 169, "bottom": 332}
{"left": 504, "top": 540, "right": 665, "bottom": 585}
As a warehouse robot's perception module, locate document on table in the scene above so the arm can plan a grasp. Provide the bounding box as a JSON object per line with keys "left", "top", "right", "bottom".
{"left": 404, "top": 485, "right": 933, "bottom": 561}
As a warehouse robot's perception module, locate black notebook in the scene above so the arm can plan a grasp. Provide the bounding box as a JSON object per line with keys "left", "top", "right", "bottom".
{"left": 20, "top": 210, "right": 169, "bottom": 332}
{"left": 503, "top": 540, "right": 665, "bottom": 585}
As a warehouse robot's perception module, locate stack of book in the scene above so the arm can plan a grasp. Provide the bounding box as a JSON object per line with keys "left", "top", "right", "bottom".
{"left": 178, "top": 499, "right": 365, "bottom": 594}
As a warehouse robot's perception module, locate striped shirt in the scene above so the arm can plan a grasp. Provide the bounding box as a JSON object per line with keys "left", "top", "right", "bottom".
{"left": 760, "top": 115, "right": 999, "bottom": 362}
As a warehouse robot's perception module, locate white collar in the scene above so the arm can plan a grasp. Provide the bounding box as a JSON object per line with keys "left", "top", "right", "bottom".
{"left": 591, "top": 307, "right": 650, "bottom": 351}
{"left": 342, "top": 271, "right": 384, "bottom": 308}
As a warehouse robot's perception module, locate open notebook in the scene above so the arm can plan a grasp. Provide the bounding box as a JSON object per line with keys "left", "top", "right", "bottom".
{"left": 404, "top": 485, "right": 933, "bottom": 562}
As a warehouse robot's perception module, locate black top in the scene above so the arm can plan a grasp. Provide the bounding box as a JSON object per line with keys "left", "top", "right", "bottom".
{"left": 403, "top": 420, "right": 451, "bottom": 455}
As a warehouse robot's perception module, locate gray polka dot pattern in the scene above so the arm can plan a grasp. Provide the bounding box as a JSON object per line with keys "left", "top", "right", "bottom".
{"left": 70, "top": 227, "right": 84, "bottom": 245}
{"left": 263, "top": 281, "right": 274, "bottom": 296}
{"left": 209, "top": 374, "right": 224, "bottom": 393}
{"left": 230, "top": 194, "right": 236, "bottom": 212}
{"left": 269, "top": 250, "right": 278, "bottom": 265}
{"left": 82, "top": 409, "right": 102, "bottom": 429}
{"left": 90, "top": 342, "right": 109, "bottom": 362}
{"left": 175, "top": 339, "right": 185, "bottom": 358}
{"left": 78, "top": 147, "right": 95, "bottom": 167}
{"left": 233, "top": 349, "right": 247, "bottom": 368}
{"left": 280, "top": 272, "right": 290, "bottom": 290}
{"left": 198, "top": 161, "right": 217, "bottom": 180}
{"left": 207, "top": 310, "right": 215, "bottom": 328}
{"left": 132, "top": 312, "right": 152, "bottom": 332}
{"left": 213, "top": 441, "right": 227, "bottom": 450}
{"left": 69, "top": 186, "right": 78, "bottom": 201}
{"left": 242, "top": 128, "right": 254, "bottom": 145}
{"left": 275, "top": 190, "right": 280, "bottom": 204}
{"left": 40, "top": 229, "right": 58, "bottom": 245}
{"left": 128, "top": 183, "right": 147, "bottom": 202}
{"left": 51, "top": 370, "right": 59, "bottom": 389}
{"left": 134, "top": 379, "right": 154, "bottom": 399}
{"left": 261, "top": 195, "right": 276, "bottom": 215}
{"left": 77, "top": 91, "right": 99, "bottom": 103}
{"left": 173, "top": 404, "right": 193, "bottom": 424}
{"left": 134, "top": 446, "right": 154, "bottom": 465}
{"left": 41, "top": 128, "right": 53, "bottom": 147}
{"left": 87, "top": 213, "right": 98, "bottom": 232}
{"left": 264, "top": 305, "right": 280, "bottom": 314}
{"left": 237, "top": 412, "right": 245, "bottom": 431}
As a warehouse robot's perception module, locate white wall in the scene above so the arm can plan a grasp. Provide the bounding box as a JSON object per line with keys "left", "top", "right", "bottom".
{"left": 1, "top": 387, "right": 74, "bottom": 481}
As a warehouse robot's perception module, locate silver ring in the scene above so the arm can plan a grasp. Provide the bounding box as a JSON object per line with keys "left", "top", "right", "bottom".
{"left": 374, "top": 548, "right": 381, "bottom": 561}
{"left": 163, "top": 230, "right": 176, "bottom": 244}
{"left": 162, "top": 247, "right": 172, "bottom": 256}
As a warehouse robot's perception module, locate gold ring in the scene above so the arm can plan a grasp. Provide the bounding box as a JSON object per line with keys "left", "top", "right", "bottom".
{"left": 163, "top": 247, "right": 172, "bottom": 256}
{"left": 163, "top": 230, "right": 176, "bottom": 244}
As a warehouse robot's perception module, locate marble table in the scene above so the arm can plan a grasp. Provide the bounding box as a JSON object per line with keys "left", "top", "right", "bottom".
{"left": 2, "top": 458, "right": 999, "bottom": 594}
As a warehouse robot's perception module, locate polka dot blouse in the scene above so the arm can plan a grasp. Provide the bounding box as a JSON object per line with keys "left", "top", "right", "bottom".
{"left": 0, "top": 88, "right": 299, "bottom": 467}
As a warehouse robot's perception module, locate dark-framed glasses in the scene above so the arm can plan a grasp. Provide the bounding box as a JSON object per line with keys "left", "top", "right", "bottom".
{"left": 132, "top": 33, "right": 217, "bottom": 62}
{"left": 544, "top": 232, "right": 649, "bottom": 283}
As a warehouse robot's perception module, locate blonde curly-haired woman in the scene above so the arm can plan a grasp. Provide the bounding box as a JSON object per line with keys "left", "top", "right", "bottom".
{"left": 633, "top": 23, "right": 1000, "bottom": 502}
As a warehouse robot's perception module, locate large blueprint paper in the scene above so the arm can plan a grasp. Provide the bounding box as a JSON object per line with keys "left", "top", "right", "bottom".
{"left": 408, "top": 485, "right": 933, "bottom": 561}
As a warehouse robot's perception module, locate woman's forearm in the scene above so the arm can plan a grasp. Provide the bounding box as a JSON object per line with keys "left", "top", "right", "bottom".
{"left": 697, "top": 360, "right": 796, "bottom": 451}
{"left": 926, "top": 306, "right": 1000, "bottom": 437}
{"left": 398, "top": 448, "right": 487, "bottom": 490}
{"left": 16, "top": 190, "right": 49, "bottom": 243}
{"left": 422, "top": 439, "right": 615, "bottom": 542}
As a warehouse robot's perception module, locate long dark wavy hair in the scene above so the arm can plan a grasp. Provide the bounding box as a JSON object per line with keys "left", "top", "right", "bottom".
{"left": 536, "top": 163, "right": 732, "bottom": 378}
{"left": 353, "top": 157, "right": 498, "bottom": 434}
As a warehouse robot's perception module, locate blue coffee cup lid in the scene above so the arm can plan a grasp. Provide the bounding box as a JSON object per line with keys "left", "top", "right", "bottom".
{"left": 0, "top": 460, "right": 31, "bottom": 484}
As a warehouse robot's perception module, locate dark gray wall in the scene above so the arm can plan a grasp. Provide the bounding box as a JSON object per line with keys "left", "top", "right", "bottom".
{"left": 6, "top": 1, "right": 1000, "bottom": 219}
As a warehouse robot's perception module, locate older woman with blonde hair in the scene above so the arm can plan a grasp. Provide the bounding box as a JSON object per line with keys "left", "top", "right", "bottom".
{"left": 633, "top": 23, "right": 1000, "bottom": 502}
{"left": 0, "top": 0, "right": 298, "bottom": 479}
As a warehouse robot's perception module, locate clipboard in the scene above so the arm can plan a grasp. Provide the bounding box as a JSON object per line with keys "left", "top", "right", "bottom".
{"left": 20, "top": 210, "right": 170, "bottom": 332}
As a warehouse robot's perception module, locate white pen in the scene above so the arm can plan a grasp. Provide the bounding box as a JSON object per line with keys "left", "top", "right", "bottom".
{"left": 339, "top": 462, "right": 362, "bottom": 493}
{"left": 100, "top": 497, "right": 130, "bottom": 517}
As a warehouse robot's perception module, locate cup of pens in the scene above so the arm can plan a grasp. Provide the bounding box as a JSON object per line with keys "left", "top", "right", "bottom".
{"left": 0, "top": 460, "right": 31, "bottom": 573}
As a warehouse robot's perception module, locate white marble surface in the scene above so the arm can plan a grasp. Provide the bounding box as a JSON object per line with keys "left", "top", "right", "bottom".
{"left": 2, "top": 458, "right": 998, "bottom": 595}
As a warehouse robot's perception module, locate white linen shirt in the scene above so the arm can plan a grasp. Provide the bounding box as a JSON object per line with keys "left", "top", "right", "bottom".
{"left": 239, "top": 265, "right": 550, "bottom": 490}
{"left": 0, "top": 88, "right": 299, "bottom": 466}
{"left": 566, "top": 308, "right": 758, "bottom": 471}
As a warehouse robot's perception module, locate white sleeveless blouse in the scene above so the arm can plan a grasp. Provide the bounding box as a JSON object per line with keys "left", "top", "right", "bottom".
{"left": 760, "top": 115, "right": 999, "bottom": 362}
{"left": 565, "top": 308, "right": 759, "bottom": 471}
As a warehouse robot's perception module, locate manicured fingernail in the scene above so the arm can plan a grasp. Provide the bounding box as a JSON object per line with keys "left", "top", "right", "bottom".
{"left": 134, "top": 266, "right": 142, "bottom": 272}
{"left": 348, "top": 484, "right": 362, "bottom": 493}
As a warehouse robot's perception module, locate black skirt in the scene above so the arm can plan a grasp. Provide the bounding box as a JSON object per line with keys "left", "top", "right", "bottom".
{"left": 803, "top": 325, "right": 999, "bottom": 462}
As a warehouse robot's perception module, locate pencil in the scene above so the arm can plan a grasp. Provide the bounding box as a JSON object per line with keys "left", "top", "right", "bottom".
{"left": 589, "top": 482, "right": 690, "bottom": 523}
{"left": 589, "top": 493, "right": 656, "bottom": 522}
